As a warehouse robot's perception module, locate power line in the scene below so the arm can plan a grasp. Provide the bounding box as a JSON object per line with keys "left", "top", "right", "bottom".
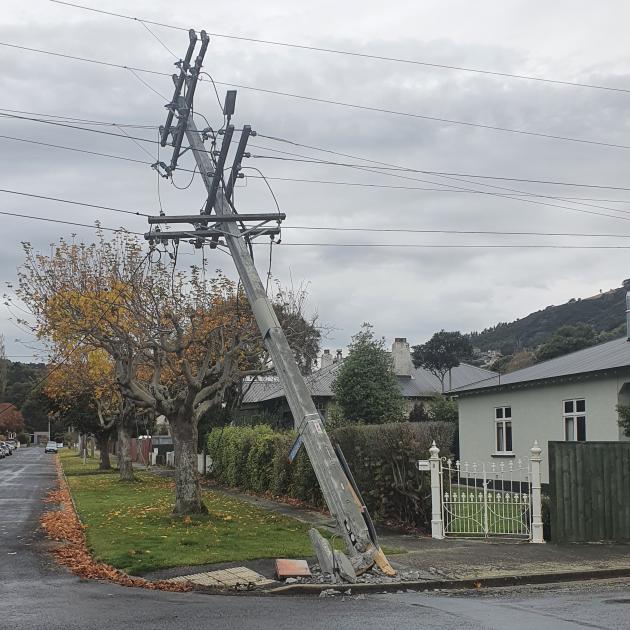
{"left": 8, "top": 108, "right": 630, "bottom": 194}
{"left": 0, "top": 107, "right": 157, "bottom": 129}
{"left": 214, "top": 81, "right": 630, "bottom": 151}
{"left": 3, "top": 129, "right": 630, "bottom": 226}
{"left": 0, "top": 112, "right": 161, "bottom": 147}
{"left": 5, "top": 107, "right": 630, "bottom": 222}
{"left": 247, "top": 175, "right": 630, "bottom": 203}
{"left": 0, "top": 133, "right": 152, "bottom": 166}
{"left": 271, "top": 242, "right": 630, "bottom": 250}
{"left": 0, "top": 209, "right": 142, "bottom": 234}
{"left": 0, "top": 188, "right": 150, "bottom": 217}
{"left": 255, "top": 134, "right": 630, "bottom": 193}
{"left": 4, "top": 125, "right": 630, "bottom": 226}
{"left": 282, "top": 226, "right": 630, "bottom": 239}
{"left": 2, "top": 40, "right": 628, "bottom": 151}
{"left": 5, "top": 186, "right": 630, "bottom": 239}
{"left": 0, "top": 111, "right": 233, "bottom": 161}
{"left": 251, "top": 149, "right": 630, "bottom": 219}
{"left": 0, "top": 133, "right": 195, "bottom": 174}
{"left": 50, "top": 0, "right": 630, "bottom": 95}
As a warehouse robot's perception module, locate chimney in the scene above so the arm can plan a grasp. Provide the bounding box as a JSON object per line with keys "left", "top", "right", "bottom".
{"left": 627, "top": 292, "right": 630, "bottom": 340}
{"left": 392, "top": 337, "right": 413, "bottom": 377}
{"left": 320, "top": 349, "right": 333, "bottom": 369}
{"left": 335, "top": 349, "right": 343, "bottom": 363}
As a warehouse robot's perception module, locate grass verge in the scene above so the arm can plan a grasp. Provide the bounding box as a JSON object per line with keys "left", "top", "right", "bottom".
{"left": 59, "top": 450, "right": 322, "bottom": 574}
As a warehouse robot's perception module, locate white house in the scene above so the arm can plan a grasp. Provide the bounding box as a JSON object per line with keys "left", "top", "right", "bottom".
{"left": 452, "top": 324, "right": 630, "bottom": 483}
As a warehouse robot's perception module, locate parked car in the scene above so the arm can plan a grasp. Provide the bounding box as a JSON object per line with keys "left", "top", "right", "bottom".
{"left": 7, "top": 439, "right": 18, "bottom": 450}
{"left": 0, "top": 444, "right": 5, "bottom": 459}
{"left": 44, "top": 441, "right": 58, "bottom": 454}
{"left": 1, "top": 442, "right": 12, "bottom": 456}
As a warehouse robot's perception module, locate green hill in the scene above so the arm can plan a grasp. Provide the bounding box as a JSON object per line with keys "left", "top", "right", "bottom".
{"left": 469, "top": 279, "right": 629, "bottom": 353}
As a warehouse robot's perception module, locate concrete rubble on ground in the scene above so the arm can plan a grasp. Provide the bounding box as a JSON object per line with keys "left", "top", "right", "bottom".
{"left": 281, "top": 562, "right": 429, "bottom": 585}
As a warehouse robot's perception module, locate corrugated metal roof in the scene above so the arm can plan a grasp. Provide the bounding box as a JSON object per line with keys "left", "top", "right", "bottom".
{"left": 242, "top": 361, "right": 497, "bottom": 403}
{"left": 451, "top": 335, "right": 630, "bottom": 394}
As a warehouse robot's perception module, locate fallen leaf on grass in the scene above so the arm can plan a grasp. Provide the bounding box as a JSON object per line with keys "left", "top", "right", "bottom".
{"left": 41, "top": 458, "right": 192, "bottom": 593}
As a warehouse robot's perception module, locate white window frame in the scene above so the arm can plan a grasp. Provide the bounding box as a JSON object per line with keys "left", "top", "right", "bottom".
{"left": 494, "top": 406, "right": 513, "bottom": 454}
{"left": 563, "top": 398, "right": 586, "bottom": 442}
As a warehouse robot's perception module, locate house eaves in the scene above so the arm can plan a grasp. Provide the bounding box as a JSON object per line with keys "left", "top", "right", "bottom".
{"left": 450, "top": 336, "right": 630, "bottom": 396}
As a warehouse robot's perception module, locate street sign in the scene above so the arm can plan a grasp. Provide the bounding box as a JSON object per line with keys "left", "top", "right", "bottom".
{"left": 288, "top": 435, "right": 303, "bottom": 463}
{"left": 417, "top": 460, "right": 431, "bottom": 471}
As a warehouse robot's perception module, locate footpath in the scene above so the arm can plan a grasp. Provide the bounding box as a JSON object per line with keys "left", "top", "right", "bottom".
{"left": 135, "top": 463, "right": 630, "bottom": 594}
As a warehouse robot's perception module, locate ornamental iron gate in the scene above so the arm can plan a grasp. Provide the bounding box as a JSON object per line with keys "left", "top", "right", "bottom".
{"left": 426, "top": 442, "right": 544, "bottom": 543}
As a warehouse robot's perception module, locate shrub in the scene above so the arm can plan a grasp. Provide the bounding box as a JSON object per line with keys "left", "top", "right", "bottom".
{"left": 207, "top": 421, "right": 455, "bottom": 529}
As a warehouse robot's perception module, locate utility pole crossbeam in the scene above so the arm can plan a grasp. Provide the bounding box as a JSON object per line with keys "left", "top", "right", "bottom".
{"left": 146, "top": 31, "right": 395, "bottom": 576}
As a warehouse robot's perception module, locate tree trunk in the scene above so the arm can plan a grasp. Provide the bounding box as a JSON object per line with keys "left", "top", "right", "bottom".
{"left": 96, "top": 433, "right": 111, "bottom": 470}
{"left": 117, "top": 405, "right": 135, "bottom": 482}
{"left": 170, "top": 414, "right": 207, "bottom": 515}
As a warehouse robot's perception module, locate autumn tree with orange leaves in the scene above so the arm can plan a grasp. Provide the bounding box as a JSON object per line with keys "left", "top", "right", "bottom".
{"left": 17, "top": 232, "right": 320, "bottom": 515}
{"left": 0, "top": 402, "right": 24, "bottom": 438}
{"left": 44, "top": 349, "right": 120, "bottom": 470}
{"left": 17, "top": 232, "right": 153, "bottom": 481}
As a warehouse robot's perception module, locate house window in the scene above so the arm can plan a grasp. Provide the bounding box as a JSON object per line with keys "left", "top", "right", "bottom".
{"left": 495, "top": 406, "right": 512, "bottom": 453}
{"left": 563, "top": 399, "right": 586, "bottom": 441}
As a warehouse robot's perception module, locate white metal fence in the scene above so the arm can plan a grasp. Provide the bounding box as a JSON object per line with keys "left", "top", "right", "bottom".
{"left": 427, "top": 442, "right": 544, "bottom": 543}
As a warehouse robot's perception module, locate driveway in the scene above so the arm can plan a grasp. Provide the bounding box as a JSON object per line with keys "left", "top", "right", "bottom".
{"left": 2, "top": 448, "right": 630, "bottom": 630}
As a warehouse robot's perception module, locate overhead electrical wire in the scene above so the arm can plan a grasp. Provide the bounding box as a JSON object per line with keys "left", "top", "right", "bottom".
{"left": 3, "top": 187, "right": 630, "bottom": 239}
{"left": 246, "top": 175, "right": 630, "bottom": 204}
{"left": 249, "top": 151, "right": 630, "bottom": 223}
{"left": 255, "top": 134, "right": 630, "bottom": 192}
{"left": 0, "top": 209, "right": 142, "bottom": 234}
{"left": 3, "top": 208, "right": 630, "bottom": 248}
{"left": 250, "top": 148, "right": 630, "bottom": 219}
{"left": 0, "top": 188, "right": 150, "bottom": 217}
{"left": 7, "top": 108, "right": 630, "bottom": 195}
{"left": 50, "top": 0, "right": 630, "bottom": 95}
{"left": 0, "top": 107, "right": 158, "bottom": 129}
{"left": 2, "top": 129, "right": 630, "bottom": 225}
{"left": 1, "top": 40, "right": 628, "bottom": 151}
{"left": 268, "top": 242, "right": 630, "bottom": 250}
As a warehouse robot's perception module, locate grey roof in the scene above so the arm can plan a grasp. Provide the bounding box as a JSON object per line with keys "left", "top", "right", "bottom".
{"left": 242, "top": 361, "right": 497, "bottom": 404}
{"left": 451, "top": 336, "right": 630, "bottom": 394}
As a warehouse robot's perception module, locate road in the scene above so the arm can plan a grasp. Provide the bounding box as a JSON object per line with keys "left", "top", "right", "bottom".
{"left": 1, "top": 447, "right": 629, "bottom": 630}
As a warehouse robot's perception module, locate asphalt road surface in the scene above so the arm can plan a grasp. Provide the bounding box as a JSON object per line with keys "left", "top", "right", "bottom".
{"left": 2, "top": 447, "right": 629, "bottom": 630}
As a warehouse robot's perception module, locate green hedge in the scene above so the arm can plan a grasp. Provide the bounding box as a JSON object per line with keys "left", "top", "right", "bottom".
{"left": 207, "top": 421, "right": 455, "bottom": 529}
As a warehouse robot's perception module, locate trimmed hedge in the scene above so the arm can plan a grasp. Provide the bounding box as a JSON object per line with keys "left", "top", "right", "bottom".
{"left": 207, "top": 421, "right": 455, "bottom": 529}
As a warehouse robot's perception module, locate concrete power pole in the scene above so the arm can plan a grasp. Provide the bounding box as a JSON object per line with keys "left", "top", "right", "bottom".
{"left": 146, "top": 30, "right": 393, "bottom": 576}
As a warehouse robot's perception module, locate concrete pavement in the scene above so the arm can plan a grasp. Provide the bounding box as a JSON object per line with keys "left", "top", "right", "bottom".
{"left": 3, "top": 448, "right": 630, "bottom": 630}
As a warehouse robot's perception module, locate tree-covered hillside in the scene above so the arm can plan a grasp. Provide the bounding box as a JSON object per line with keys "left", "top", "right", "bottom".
{"left": 469, "top": 280, "right": 629, "bottom": 353}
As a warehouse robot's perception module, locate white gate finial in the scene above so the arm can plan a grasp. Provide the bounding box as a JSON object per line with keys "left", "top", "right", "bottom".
{"left": 429, "top": 441, "right": 443, "bottom": 539}
{"left": 530, "top": 441, "right": 544, "bottom": 543}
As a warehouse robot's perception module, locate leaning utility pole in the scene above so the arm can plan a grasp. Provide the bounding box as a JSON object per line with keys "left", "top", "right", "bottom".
{"left": 146, "top": 30, "right": 394, "bottom": 576}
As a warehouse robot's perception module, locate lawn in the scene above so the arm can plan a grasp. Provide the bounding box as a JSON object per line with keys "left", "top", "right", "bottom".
{"left": 59, "top": 450, "right": 321, "bottom": 574}
{"left": 444, "top": 485, "right": 531, "bottom": 537}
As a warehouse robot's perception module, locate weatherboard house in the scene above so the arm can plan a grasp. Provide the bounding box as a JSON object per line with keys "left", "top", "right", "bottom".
{"left": 241, "top": 338, "right": 496, "bottom": 426}
{"left": 451, "top": 302, "right": 630, "bottom": 484}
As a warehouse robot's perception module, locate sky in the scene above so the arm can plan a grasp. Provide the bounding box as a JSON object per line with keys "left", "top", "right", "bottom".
{"left": 1, "top": 0, "right": 630, "bottom": 362}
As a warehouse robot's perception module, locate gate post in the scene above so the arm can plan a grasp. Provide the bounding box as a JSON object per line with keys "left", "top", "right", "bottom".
{"left": 530, "top": 441, "right": 545, "bottom": 543}
{"left": 429, "top": 441, "right": 444, "bottom": 539}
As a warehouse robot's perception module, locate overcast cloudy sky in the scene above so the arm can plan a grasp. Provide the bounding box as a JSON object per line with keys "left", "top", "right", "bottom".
{"left": 2, "top": 0, "right": 630, "bottom": 361}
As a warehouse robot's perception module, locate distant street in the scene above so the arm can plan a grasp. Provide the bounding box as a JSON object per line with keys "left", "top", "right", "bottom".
{"left": 1, "top": 448, "right": 630, "bottom": 630}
